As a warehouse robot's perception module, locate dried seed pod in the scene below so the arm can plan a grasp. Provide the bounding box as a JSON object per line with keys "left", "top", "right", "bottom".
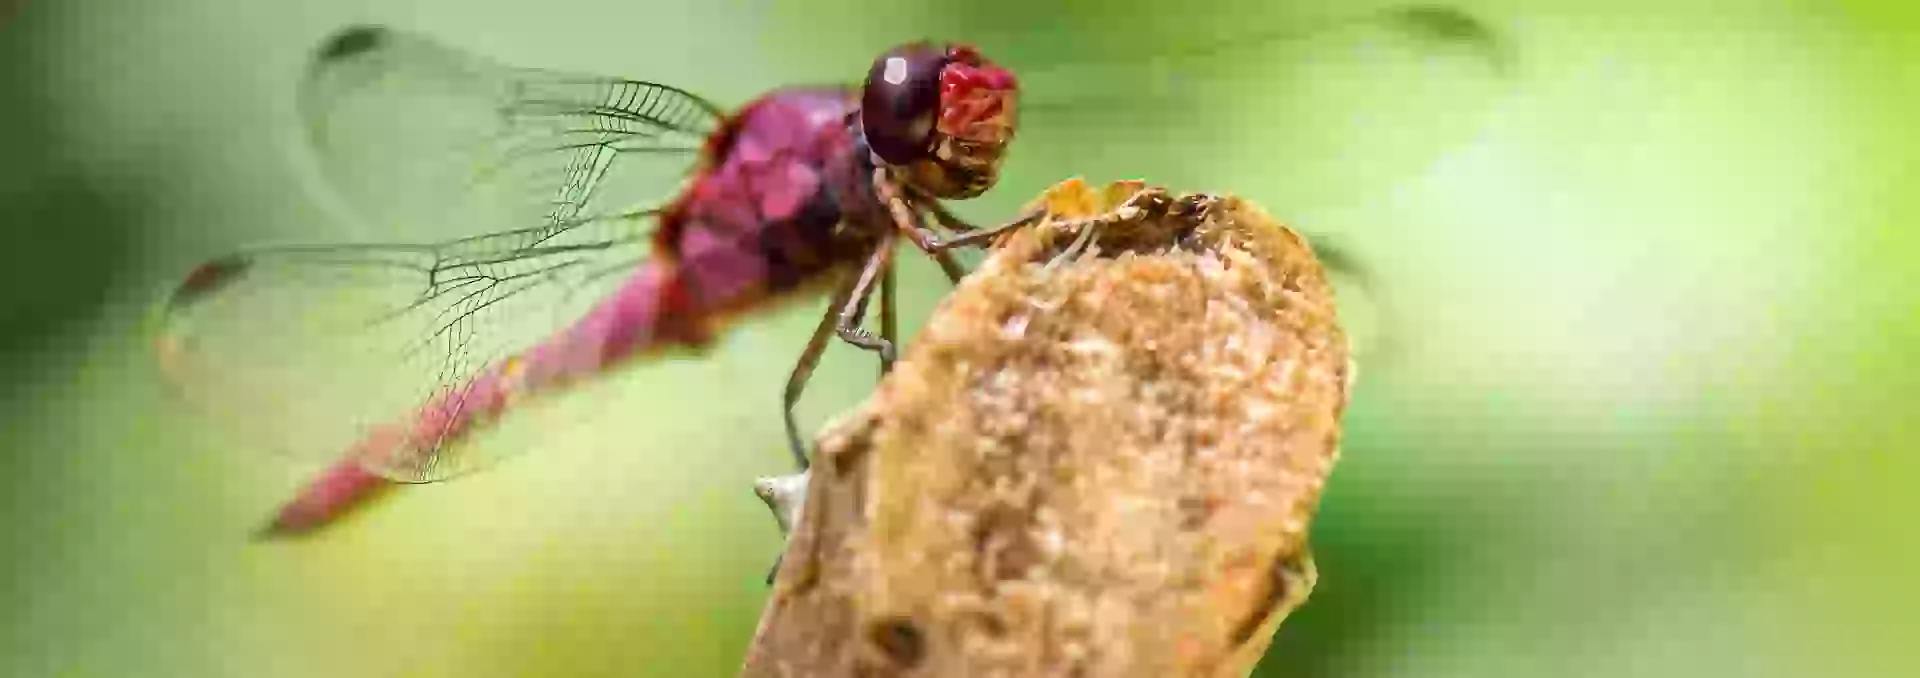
{"left": 742, "top": 178, "right": 1354, "bottom": 678}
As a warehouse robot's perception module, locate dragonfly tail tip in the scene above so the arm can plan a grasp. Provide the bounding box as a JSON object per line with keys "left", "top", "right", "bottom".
{"left": 250, "top": 515, "right": 313, "bottom": 541}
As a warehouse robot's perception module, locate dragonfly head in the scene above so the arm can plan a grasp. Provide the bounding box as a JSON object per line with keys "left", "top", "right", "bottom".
{"left": 862, "top": 41, "right": 1018, "bottom": 200}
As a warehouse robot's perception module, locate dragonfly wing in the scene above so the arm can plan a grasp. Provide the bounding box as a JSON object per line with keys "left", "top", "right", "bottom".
{"left": 157, "top": 213, "right": 658, "bottom": 483}
{"left": 1014, "top": 4, "right": 1511, "bottom": 200}
{"left": 1012, "top": 4, "right": 1512, "bottom": 362}
{"left": 159, "top": 25, "right": 727, "bottom": 483}
{"left": 299, "top": 24, "right": 722, "bottom": 244}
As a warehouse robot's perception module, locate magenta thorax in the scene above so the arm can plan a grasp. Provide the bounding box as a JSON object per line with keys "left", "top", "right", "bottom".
{"left": 663, "top": 85, "right": 891, "bottom": 310}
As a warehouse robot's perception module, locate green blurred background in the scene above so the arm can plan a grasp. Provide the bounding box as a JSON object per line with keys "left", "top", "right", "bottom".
{"left": 2, "top": 0, "right": 1914, "bottom": 676}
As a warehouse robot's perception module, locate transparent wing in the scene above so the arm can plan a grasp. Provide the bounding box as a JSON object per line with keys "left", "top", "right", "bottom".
{"left": 1012, "top": 4, "right": 1511, "bottom": 202}
{"left": 157, "top": 24, "right": 725, "bottom": 483}
{"left": 300, "top": 24, "right": 722, "bottom": 244}
{"left": 1301, "top": 235, "right": 1399, "bottom": 367}
{"left": 1008, "top": 4, "right": 1513, "bottom": 362}
{"left": 157, "top": 216, "right": 655, "bottom": 480}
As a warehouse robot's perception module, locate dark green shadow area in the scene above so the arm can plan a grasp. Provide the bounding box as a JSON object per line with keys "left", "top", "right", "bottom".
{"left": 0, "top": 11, "right": 140, "bottom": 422}
{"left": 1251, "top": 456, "right": 1486, "bottom": 678}
{"left": 1249, "top": 389, "right": 1508, "bottom": 678}
{"left": 0, "top": 8, "right": 144, "bottom": 647}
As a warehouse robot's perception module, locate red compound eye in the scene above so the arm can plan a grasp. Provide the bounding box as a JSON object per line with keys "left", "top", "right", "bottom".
{"left": 939, "top": 65, "right": 975, "bottom": 98}
{"left": 986, "top": 67, "right": 1016, "bottom": 91}
{"left": 947, "top": 43, "right": 981, "bottom": 64}
{"left": 939, "top": 60, "right": 1016, "bottom": 100}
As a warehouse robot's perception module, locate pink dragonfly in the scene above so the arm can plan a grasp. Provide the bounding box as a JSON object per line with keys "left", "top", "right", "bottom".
{"left": 155, "top": 8, "right": 1506, "bottom": 537}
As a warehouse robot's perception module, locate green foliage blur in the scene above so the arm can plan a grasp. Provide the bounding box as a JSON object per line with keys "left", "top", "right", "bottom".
{"left": 2, "top": 0, "right": 1914, "bottom": 676}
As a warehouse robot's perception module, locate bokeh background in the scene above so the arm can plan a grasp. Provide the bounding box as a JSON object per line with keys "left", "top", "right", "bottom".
{"left": 3, "top": 0, "right": 1915, "bottom": 676}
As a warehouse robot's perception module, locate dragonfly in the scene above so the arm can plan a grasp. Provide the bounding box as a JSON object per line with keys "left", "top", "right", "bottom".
{"left": 155, "top": 7, "right": 1509, "bottom": 537}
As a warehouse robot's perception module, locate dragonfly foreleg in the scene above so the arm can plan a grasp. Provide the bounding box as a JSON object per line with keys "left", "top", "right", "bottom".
{"left": 930, "top": 205, "right": 1045, "bottom": 252}
{"left": 1042, "top": 186, "right": 1176, "bottom": 268}
{"left": 874, "top": 169, "right": 967, "bottom": 284}
{"left": 1046, "top": 218, "right": 1103, "bottom": 271}
{"left": 919, "top": 198, "right": 981, "bottom": 232}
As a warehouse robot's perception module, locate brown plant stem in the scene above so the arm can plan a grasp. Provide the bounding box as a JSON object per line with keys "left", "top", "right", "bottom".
{"left": 740, "top": 178, "right": 1355, "bottom": 678}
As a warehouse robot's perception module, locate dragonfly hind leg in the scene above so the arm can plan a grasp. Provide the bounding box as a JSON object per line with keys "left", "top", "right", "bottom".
{"left": 777, "top": 236, "right": 899, "bottom": 472}
{"left": 768, "top": 241, "right": 897, "bottom": 584}
{"left": 878, "top": 249, "right": 898, "bottom": 378}
{"left": 781, "top": 284, "right": 854, "bottom": 471}
{"left": 833, "top": 236, "right": 900, "bottom": 365}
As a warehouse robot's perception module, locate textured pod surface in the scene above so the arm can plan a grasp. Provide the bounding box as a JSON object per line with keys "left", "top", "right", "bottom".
{"left": 740, "top": 178, "right": 1353, "bottom": 678}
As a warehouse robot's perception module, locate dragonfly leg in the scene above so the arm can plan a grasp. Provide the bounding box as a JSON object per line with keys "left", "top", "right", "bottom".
{"left": 919, "top": 198, "right": 980, "bottom": 232}
{"left": 768, "top": 239, "right": 895, "bottom": 578}
{"left": 1079, "top": 186, "right": 1173, "bottom": 228}
{"left": 834, "top": 236, "right": 899, "bottom": 363}
{"left": 1040, "top": 186, "right": 1176, "bottom": 267}
{"left": 930, "top": 205, "right": 1046, "bottom": 252}
{"left": 926, "top": 248, "right": 971, "bottom": 287}
{"left": 1046, "top": 218, "right": 1104, "bottom": 270}
{"left": 879, "top": 250, "right": 898, "bottom": 377}
{"left": 765, "top": 554, "right": 784, "bottom": 586}
{"left": 782, "top": 281, "right": 858, "bottom": 471}
{"left": 874, "top": 169, "right": 967, "bottom": 284}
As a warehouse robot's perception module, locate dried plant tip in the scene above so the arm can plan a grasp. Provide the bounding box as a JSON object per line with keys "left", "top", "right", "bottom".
{"left": 741, "top": 178, "right": 1354, "bottom": 678}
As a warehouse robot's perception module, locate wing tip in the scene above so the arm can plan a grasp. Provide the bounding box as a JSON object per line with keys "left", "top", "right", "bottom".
{"left": 1377, "top": 4, "right": 1514, "bottom": 74}
{"left": 316, "top": 24, "right": 389, "bottom": 64}
{"left": 1303, "top": 234, "right": 1401, "bottom": 366}
{"left": 166, "top": 254, "right": 252, "bottom": 310}
{"left": 1382, "top": 5, "right": 1493, "bottom": 41}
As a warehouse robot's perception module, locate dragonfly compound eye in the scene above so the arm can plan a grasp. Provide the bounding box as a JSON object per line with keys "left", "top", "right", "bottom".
{"left": 933, "top": 43, "right": 1017, "bottom": 151}
{"left": 862, "top": 42, "right": 949, "bottom": 166}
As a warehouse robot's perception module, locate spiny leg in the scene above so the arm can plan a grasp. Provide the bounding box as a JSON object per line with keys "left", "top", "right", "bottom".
{"left": 926, "top": 247, "right": 972, "bottom": 286}
{"left": 1081, "top": 185, "right": 1173, "bottom": 227}
{"left": 781, "top": 280, "right": 858, "bottom": 472}
{"left": 764, "top": 242, "right": 897, "bottom": 585}
{"left": 923, "top": 199, "right": 1047, "bottom": 252}
{"left": 879, "top": 251, "right": 898, "bottom": 377}
{"left": 917, "top": 195, "right": 980, "bottom": 232}
{"left": 1049, "top": 188, "right": 1167, "bottom": 262}
{"left": 1042, "top": 186, "right": 1176, "bottom": 268}
{"left": 835, "top": 232, "right": 899, "bottom": 363}
{"left": 770, "top": 298, "right": 844, "bottom": 583}
{"left": 933, "top": 207, "right": 1044, "bottom": 252}
{"left": 873, "top": 169, "right": 967, "bottom": 284}
{"left": 1046, "top": 218, "right": 1103, "bottom": 270}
